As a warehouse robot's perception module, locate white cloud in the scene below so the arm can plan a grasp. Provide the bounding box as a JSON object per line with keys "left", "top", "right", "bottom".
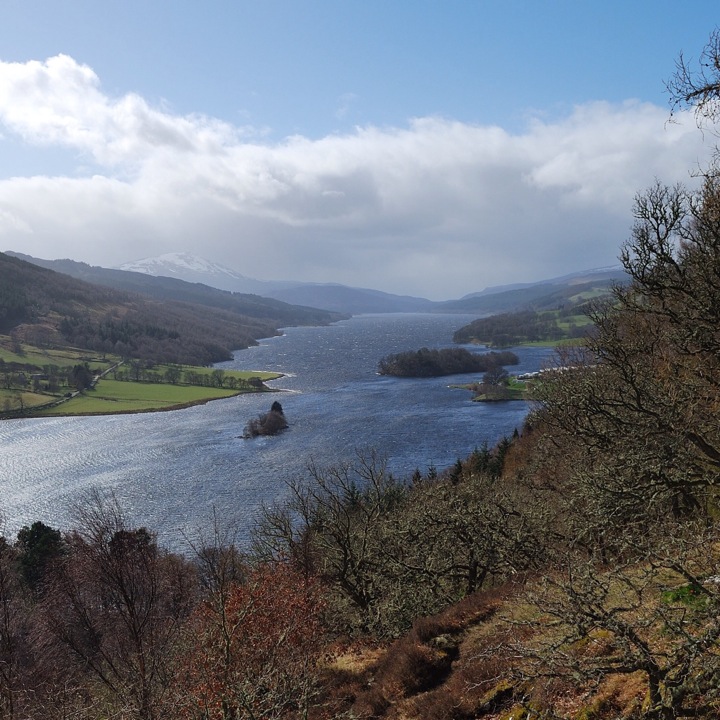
{"left": 0, "top": 55, "right": 712, "bottom": 299}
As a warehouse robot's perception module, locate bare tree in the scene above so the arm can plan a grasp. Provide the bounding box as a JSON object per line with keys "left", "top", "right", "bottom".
{"left": 175, "top": 558, "right": 324, "bottom": 720}
{"left": 253, "top": 450, "right": 407, "bottom": 634}
{"left": 513, "top": 524, "right": 720, "bottom": 719}
{"left": 42, "top": 491, "right": 197, "bottom": 720}
{"left": 668, "top": 28, "right": 720, "bottom": 129}
{"left": 0, "top": 534, "right": 25, "bottom": 719}
{"left": 535, "top": 176, "right": 720, "bottom": 544}
{"left": 254, "top": 448, "right": 547, "bottom": 638}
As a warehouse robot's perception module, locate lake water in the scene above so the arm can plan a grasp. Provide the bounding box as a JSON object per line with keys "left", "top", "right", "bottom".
{"left": 0, "top": 314, "right": 554, "bottom": 549}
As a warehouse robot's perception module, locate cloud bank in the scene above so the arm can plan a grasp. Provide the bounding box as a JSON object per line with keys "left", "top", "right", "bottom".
{"left": 0, "top": 55, "right": 711, "bottom": 299}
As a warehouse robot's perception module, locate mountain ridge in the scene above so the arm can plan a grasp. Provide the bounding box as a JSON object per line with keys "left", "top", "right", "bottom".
{"left": 7, "top": 249, "right": 627, "bottom": 318}
{"left": 117, "top": 251, "right": 626, "bottom": 314}
{"left": 118, "top": 252, "right": 437, "bottom": 313}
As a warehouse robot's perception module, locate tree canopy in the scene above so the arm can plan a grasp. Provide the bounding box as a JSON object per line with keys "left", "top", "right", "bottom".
{"left": 377, "top": 347, "right": 518, "bottom": 377}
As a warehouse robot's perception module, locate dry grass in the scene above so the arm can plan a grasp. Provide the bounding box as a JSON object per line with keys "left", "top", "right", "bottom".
{"left": 331, "top": 585, "right": 517, "bottom": 719}
{"left": 309, "top": 572, "right": 666, "bottom": 720}
{"left": 309, "top": 540, "right": 720, "bottom": 719}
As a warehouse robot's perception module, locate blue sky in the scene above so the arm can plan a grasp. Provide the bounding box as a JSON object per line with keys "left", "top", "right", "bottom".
{"left": 0, "top": 1, "right": 717, "bottom": 299}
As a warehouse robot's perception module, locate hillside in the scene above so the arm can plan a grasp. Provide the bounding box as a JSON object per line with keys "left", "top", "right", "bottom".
{"left": 438, "top": 268, "right": 627, "bottom": 315}
{"left": 453, "top": 305, "right": 594, "bottom": 346}
{"left": 7, "top": 252, "right": 346, "bottom": 326}
{"left": 0, "top": 252, "right": 343, "bottom": 365}
{"left": 451, "top": 272, "right": 623, "bottom": 346}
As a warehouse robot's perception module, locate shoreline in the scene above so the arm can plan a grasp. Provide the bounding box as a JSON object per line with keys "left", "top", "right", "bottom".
{"left": 4, "top": 375, "right": 286, "bottom": 420}
{"left": 35, "top": 390, "right": 281, "bottom": 418}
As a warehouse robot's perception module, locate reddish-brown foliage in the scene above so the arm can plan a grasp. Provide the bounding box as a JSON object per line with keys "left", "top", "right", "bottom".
{"left": 177, "top": 561, "right": 325, "bottom": 720}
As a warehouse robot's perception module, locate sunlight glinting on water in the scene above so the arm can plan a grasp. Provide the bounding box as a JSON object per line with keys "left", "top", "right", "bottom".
{"left": 0, "top": 315, "right": 554, "bottom": 549}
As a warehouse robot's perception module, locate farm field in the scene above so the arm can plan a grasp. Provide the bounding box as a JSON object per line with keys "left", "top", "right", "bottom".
{"left": 36, "top": 379, "right": 245, "bottom": 415}
{"left": 0, "top": 336, "right": 281, "bottom": 417}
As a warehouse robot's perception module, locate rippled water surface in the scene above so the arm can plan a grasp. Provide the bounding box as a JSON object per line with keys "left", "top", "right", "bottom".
{"left": 0, "top": 314, "right": 554, "bottom": 548}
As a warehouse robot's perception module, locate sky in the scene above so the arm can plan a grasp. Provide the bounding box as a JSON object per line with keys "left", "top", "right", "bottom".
{"left": 0, "top": 1, "right": 718, "bottom": 300}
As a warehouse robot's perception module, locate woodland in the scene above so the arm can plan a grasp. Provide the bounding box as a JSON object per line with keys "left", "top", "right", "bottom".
{"left": 0, "top": 252, "right": 344, "bottom": 367}
{"left": 2, "top": 31, "right": 720, "bottom": 720}
{"left": 377, "top": 347, "right": 519, "bottom": 378}
{"left": 452, "top": 307, "right": 592, "bottom": 347}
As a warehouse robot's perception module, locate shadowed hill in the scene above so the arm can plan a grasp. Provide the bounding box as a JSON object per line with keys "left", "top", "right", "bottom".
{"left": 438, "top": 275, "right": 625, "bottom": 315}
{"left": 7, "top": 252, "right": 347, "bottom": 327}
{"left": 0, "top": 252, "right": 344, "bottom": 365}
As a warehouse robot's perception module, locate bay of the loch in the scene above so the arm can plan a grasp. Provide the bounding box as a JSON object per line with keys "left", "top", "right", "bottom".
{"left": 0, "top": 314, "right": 554, "bottom": 550}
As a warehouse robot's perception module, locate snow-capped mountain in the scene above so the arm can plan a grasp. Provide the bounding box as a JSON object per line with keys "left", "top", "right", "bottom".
{"left": 120, "top": 252, "right": 247, "bottom": 280}
{"left": 117, "top": 253, "right": 289, "bottom": 294}
{"left": 116, "top": 252, "right": 437, "bottom": 313}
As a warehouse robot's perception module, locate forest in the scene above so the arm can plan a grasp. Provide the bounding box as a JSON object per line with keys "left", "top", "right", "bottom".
{"left": 452, "top": 307, "right": 591, "bottom": 347}
{"left": 0, "top": 252, "right": 343, "bottom": 366}
{"left": 2, "top": 30, "right": 720, "bottom": 720}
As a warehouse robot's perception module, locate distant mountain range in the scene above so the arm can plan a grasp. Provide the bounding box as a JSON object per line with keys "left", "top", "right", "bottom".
{"left": 7, "top": 250, "right": 628, "bottom": 318}
{"left": 458, "top": 266, "right": 625, "bottom": 300}
{"left": 119, "top": 252, "right": 436, "bottom": 314}
{"left": 119, "top": 253, "right": 293, "bottom": 295}
{"left": 118, "top": 252, "right": 627, "bottom": 315}
{"left": 8, "top": 252, "right": 344, "bottom": 324}
{"left": 435, "top": 266, "right": 627, "bottom": 315}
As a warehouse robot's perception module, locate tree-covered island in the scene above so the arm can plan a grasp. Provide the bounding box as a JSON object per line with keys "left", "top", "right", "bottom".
{"left": 377, "top": 346, "right": 518, "bottom": 377}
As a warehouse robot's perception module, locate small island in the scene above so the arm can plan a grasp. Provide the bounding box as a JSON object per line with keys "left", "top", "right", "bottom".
{"left": 243, "top": 400, "right": 289, "bottom": 438}
{"left": 377, "top": 347, "right": 518, "bottom": 378}
{"left": 450, "top": 368, "right": 547, "bottom": 402}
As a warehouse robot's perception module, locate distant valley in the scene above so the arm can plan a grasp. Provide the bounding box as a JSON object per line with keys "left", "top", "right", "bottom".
{"left": 5, "top": 250, "right": 627, "bottom": 340}
{"left": 118, "top": 251, "right": 627, "bottom": 316}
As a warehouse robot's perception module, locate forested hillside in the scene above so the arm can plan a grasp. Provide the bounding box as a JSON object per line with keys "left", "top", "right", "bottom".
{"left": 452, "top": 304, "right": 594, "bottom": 346}
{"left": 437, "top": 271, "right": 625, "bottom": 314}
{"left": 7, "top": 252, "right": 347, "bottom": 326}
{"left": 0, "top": 252, "right": 343, "bottom": 365}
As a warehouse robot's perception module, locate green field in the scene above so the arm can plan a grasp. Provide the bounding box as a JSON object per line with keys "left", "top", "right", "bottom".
{"left": 36, "top": 379, "right": 245, "bottom": 415}
{"left": 0, "top": 339, "right": 118, "bottom": 370}
{"left": 0, "top": 336, "right": 283, "bottom": 417}
{"left": 36, "top": 372, "right": 283, "bottom": 416}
